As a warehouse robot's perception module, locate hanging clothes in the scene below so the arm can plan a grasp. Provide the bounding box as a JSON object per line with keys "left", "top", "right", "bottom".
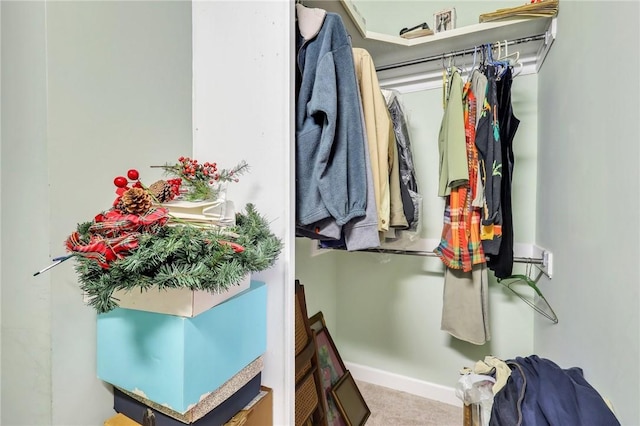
{"left": 435, "top": 71, "right": 485, "bottom": 272}
{"left": 487, "top": 67, "right": 519, "bottom": 278}
{"left": 437, "top": 69, "right": 490, "bottom": 345}
{"left": 294, "top": 6, "right": 368, "bottom": 229}
{"left": 470, "top": 69, "right": 487, "bottom": 209}
{"left": 352, "top": 47, "right": 407, "bottom": 233}
{"left": 441, "top": 264, "right": 490, "bottom": 345}
{"left": 475, "top": 65, "right": 503, "bottom": 256}
{"left": 383, "top": 89, "right": 421, "bottom": 232}
{"left": 437, "top": 68, "right": 468, "bottom": 198}
{"left": 299, "top": 78, "right": 381, "bottom": 252}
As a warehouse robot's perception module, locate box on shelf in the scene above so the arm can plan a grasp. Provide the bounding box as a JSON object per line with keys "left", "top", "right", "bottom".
{"left": 98, "top": 280, "right": 267, "bottom": 414}
{"left": 114, "top": 373, "right": 262, "bottom": 426}
{"left": 110, "top": 273, "right": 251, "bottom": 317}
{"left": 224, "top": 386, "right": 273, "bottom": 426}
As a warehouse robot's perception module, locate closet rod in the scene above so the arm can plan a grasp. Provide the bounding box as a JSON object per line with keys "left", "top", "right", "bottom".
{"left": 375, "top": 33, "right": 546, "bottom": 72}
{"left": 330, "top": 247, "right": 545, "bottom": 265}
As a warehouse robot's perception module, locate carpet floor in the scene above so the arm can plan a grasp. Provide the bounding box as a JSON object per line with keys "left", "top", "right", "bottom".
{"left": 356, "top": 381, "right": 462, "bottom": 426}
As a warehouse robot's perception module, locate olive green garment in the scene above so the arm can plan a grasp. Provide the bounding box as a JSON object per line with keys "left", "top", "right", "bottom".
{"left": 438, "top": 68, "right": 469, "bottom": 197}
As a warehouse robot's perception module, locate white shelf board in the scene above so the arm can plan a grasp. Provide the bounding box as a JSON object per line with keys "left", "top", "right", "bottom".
{"left": 302, "top": 0, "right": 556, "bottom": 90}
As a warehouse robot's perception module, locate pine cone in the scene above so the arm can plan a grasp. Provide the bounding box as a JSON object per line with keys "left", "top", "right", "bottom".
{"left": 114, "top": 197, "right": 127, "bottom": 213}
{"left": 120, "top": 187, "right": 153, "bottom": 215}
{"left": 148, "top": 180, "right": 174, "bottom": 203}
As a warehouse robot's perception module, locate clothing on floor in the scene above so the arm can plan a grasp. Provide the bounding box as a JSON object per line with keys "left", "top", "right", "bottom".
{"left": 490, "top": 356, "right": 621, "bottom": 426}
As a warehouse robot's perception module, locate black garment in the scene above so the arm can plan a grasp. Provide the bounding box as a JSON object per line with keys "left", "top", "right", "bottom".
{"left": 488, "top": 67, "right": 519, "bottom": 278}
{"left": 475, "top": 65, "right": 502, "bottom": 255}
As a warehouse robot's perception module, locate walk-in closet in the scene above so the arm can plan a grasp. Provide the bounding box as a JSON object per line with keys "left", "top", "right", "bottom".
{"left": 293, "top": 1, "right": 639, "bottom": 425}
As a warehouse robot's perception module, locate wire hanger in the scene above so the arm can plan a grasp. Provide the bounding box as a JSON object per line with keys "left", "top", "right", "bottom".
{"left": 497, "top": 260, "right": 559, "bottom": 324}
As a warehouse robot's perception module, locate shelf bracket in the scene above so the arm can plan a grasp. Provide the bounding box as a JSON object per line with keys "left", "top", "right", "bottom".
{"left": 535, "top": 17, "right": 557, "bottom": 72}
{"left": 535, "top": 247, "right": 554, "bottom": 279}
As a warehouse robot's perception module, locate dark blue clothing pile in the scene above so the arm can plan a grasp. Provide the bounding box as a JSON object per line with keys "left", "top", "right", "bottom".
{"left": 490, "top": 355, "right": 620, "bottom": 426}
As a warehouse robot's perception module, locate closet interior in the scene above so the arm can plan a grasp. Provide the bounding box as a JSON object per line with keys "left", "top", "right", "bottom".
{"left": 294, "top": 0, "right": 560, "bottom": 418}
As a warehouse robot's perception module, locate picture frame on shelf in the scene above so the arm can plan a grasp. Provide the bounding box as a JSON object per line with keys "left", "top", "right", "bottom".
{"left": 331, "top": 371, "right": 371, "bottom": 426}
{"left": 434, "top": 8, "right": 456, "bottom": 33}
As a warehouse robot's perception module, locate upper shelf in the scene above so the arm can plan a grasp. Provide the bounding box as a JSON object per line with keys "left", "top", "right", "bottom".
{"left": 303, "top": 0, "right": 557, "bottom": 91}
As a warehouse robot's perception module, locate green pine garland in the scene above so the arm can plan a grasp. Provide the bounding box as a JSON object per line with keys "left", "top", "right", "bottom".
{"left": 73, "top": 203, "right": 282, "bottom": 313}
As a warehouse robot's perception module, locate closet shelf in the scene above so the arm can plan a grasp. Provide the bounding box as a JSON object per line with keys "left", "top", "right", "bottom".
{"left": 305, "top": 0, "right": 557, "bottom": 92}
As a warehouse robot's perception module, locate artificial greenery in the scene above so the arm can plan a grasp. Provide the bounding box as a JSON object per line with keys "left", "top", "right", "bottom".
{"left": 74, "top": 203, "right": 282, "bottom": 313}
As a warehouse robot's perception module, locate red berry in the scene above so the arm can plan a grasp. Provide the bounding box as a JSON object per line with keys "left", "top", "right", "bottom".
{"left": 127, "top": 169, "right": 139, "bottom": 180}
{"left": 114, "top": 176, "right": 128, "bottom": 188}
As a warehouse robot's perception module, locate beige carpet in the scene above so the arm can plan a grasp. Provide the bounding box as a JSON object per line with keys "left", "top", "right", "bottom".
{"left": 356, "top": 381, "right": 462, "bottom": 426}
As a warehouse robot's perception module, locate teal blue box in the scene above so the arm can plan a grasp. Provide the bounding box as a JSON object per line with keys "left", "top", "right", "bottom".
{"left": 97, "top": 280, "right": 266, "bottom": 414}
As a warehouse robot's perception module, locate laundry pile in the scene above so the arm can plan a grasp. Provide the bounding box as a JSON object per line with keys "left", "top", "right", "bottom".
{"left": 457, "top": 355, "right": 620, "bottom": 426}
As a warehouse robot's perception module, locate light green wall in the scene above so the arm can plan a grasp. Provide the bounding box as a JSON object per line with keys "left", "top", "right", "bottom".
{"left": 295, "top": 239, "right": 341, "bottom": 331}
{"left": 1, "top": 2, "right": 51, "bottom": 423}
{"left": 535, "top": 2, "right": 639, "bottom": 424}
{"left": 1, "top": 1, "right": 192, "bottom": 424}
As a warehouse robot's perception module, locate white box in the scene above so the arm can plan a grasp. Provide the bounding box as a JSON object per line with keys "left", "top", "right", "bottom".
{"left": 109, "top": 273, "right": 251, "bottom": 317}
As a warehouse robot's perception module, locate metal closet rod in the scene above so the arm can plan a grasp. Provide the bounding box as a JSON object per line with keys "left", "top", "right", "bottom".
{"left": 330, "top": 246, "right": 545, "bottom": 265}
{"left": 375, "top": 33, "right": 546, "bottom": 72}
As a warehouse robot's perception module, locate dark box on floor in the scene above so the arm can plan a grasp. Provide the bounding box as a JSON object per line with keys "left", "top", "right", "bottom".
{"left": 114, "top": 374, "right": 261, "bottom": 426}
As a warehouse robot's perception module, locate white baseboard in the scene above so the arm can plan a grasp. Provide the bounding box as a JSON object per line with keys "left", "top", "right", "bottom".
{"left": 345, "top": 361, "right": 463, "bottom": 408}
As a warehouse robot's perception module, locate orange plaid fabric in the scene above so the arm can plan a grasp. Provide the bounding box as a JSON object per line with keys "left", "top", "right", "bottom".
{"left": 435, "top": 82, "right": 485, "bottom": 271}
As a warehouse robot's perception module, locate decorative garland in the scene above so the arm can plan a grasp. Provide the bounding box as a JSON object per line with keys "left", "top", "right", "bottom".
{"left": 73, "top": 203, "right": 282, "bottom": 313}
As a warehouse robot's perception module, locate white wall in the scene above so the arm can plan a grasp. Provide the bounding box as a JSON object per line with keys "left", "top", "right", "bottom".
{"left": 191, "top": 2, "right": 294, "bottom": 425}
{"left": 2, "top": 1, "right": 193, "bottom": 424}
{"left": 536, "top": 2, "right": 640, "bottom": 424}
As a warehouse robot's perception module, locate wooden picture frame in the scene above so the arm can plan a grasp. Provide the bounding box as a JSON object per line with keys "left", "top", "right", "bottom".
{"left": 309, "top": 311, "right": 327, "bottom": 333}
{"left": 331, "top": 371, "right": 371, "bottom": 426}
{"left": 312, "top": 314, "right": 348, "bottom": 426}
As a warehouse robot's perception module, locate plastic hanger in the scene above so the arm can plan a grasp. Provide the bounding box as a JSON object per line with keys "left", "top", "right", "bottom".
{"left": 497, "top": 39, "right": 523, "bottom": 77}
{"left": 497, "top": 261, "right": 559, "bottom": 324}
{"left": 498, "top": 39, "right": 520, "bottom": 66}
{"left": 485, "top": 42, "right": 510, "bottom": 79}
